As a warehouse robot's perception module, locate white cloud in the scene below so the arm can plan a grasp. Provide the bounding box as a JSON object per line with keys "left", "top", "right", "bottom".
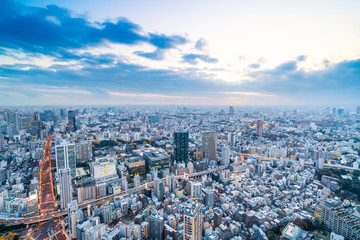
{"left": 109, "top": 91, "right": 208, "bottom": 99}
{"left": 35, "top": 88, "right": 93, "bottom": 95}
{"left": 220, "top": 92, "right": 277, "bottom": 97}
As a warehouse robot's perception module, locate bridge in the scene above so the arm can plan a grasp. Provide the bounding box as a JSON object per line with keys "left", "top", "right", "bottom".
{"left": 0, "top": 160, "right": 234, "bottom": 226}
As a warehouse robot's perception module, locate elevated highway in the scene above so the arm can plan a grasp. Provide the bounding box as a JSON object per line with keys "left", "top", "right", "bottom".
{"left": 0, "top": 160, "right": 233, "bottom": 226}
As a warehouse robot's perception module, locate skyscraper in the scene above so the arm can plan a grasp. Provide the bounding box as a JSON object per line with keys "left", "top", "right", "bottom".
{"left": 318, "top": 158, "right": 324, "bottom": 170}
{"left": 56, "top": 142, "right": 76, "bottom": 177}
{"left": 149, "top": 213, "right": 164, "bottom": 240}
{"left": 337, "top": 108, "right": 344, "bottom": 116}
{"left": 190, "top": 182, "right": 202, "bottom": 199}
{"left": 166, "top": 174, "right": 177, "bottom": 192}
{"left": 184, "top": 202, "right": 202, "bottom": 240}
{"left": 134, "top": 174, "right": 141, "bottom": 187}
{"left": 59, "top": 168, "right": 72, "bottom": 209}
{"left": 201, "top": 132, "right": 217, "bottom": 161}
{"left": 68, "top": 110, "right": 77, "bottom": 132}
{"left": 221, "top": 146, "right": 230, "bottom": 165}
{"left": 30, "top": 112, "right": 41, "bottom": 139}
{"left": 101, "top": 204, "right": 115, "bottom": 223}
{"left": 174, "top": 131, "right": 189, "bottom": 163}
{"left": 204, "top": 190, "right": 214, "bottom": 207}
{"left": 227, "top": 132, "right": 235, "bottom": 146}
{"left": 20, "top": 115, "right": 32, "bottom": 132}
{"left": 213, "top": 208, "right": 223, "bottom": 227}
{"left": 77, "top": 177, "right": 96, "bottom": 203}
{"left": 121, "top": 176, "right": 128, "bottom": 191}
{"left": 0, "top": 111, "right": 5, "bottom": 122}
{"left": 154, "top": 179, "right": 164, "bottom": 201}
{"left": 76, "top": 141, "right": 93, "bottom": 164}
{"left": 6, "top": 112, "right": 20, "bottom": 137}
{"left": 256, "top": 120, "right": 263, "bottom": 136}
{"left": 229, "top": 106, "right": 234, "bottom": 115}
{"left": 69, "top": 207, "right": 83, "bottom": 238}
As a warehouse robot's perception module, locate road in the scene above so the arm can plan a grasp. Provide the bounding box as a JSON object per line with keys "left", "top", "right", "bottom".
{"left": 38, "top": 136, "right": 57, "bottom": 215}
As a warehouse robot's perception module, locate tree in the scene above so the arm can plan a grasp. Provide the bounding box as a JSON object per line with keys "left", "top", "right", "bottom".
{"left": 0, "top": 232, "right": 19, "bottom": 240}
{"left": 293, "top": 219, "right": 308, "bottom": 230}
{"left": 353, "top": 170, "right": 360, "bottom": 178}
{"left": 304, "top": 218, "right": 315, "bottom": 231}
{"left": 266, "top": 231, "right": 277, "bottom": 240}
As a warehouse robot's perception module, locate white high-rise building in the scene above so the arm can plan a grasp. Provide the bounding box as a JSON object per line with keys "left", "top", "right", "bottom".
{"left": 134, "top": 132, "right": 141, "bottom": 141}
{"left": 122, "top": 176, "right": 128, "bottom": 191}
{"left": 166, "top": 175, "right": 172, "bottom": 192}
{"left": 59, "top": 168, "right": 72, "bottom": 209}
{"left": 187, "top": 162, "right": 194, "bottom": 173}
{"left": 221, "top": 146, "right": 230, "bottom": 165}
{"left": 318, "top": 158, "right": 325, "bottom": 170}
{"left": 56, "top": 142, "right": 76, "bottom": 177}
{"left": 134, "top": 174, "right": 140, "bottom": 187}
{"left": 151, "top": 170, "right": 158, "bottom": 180}
{"left": 68, "top": 206, "right": 82, "bottom": 238}
{"left": 227, "top": 132, "right": 235, "bottom": 146}
{"left": 166, "top": 174, "right": 177, "bottom": 192}
{"left": 154, "top": 179, "right": 164, "bottom": 201}
{"left": 190, "top": 182, "right": 202, "bottom": 199}
{"left": 184, "top": 202, "right": 202, "bottom": 240}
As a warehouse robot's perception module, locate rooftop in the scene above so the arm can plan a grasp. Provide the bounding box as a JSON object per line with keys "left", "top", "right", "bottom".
{"left": 282, "top": 222, "right": 302, "bottom": 239}
{"left": 184, "top": 202, "right": 202, "bottom": 217}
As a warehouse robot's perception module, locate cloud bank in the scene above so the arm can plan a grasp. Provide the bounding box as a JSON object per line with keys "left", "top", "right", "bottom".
{"left": 0, "top": 0, "right": 359, "bottom": 106}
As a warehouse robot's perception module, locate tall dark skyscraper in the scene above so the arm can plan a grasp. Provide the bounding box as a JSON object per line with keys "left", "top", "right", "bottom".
{"left": 68, "top": 110, "right": 76, "bottom": 132}
{"left": 174, "top": 131, "right": 189, "bottom": 163}
{"left": 30, "top": 112, "right": 41, "bottom": 139}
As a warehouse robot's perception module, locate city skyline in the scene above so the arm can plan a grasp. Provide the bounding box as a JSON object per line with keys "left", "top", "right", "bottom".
{"left": 0, "top": 104, "right": 360, "bottom": 239}
{"left": 1, "top": 0, "right": 360, "bottom": 106}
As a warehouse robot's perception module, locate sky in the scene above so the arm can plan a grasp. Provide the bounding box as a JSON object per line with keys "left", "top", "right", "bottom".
{"left": 0, "top": 0, "right": 360, "bottom": 106}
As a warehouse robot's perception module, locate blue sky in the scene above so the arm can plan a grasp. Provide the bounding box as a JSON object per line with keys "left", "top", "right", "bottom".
{"left": 1, "top": 0, "right": 360, "bottom": 106}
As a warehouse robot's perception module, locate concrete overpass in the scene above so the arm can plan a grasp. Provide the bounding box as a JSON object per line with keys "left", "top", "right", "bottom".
{"left": 0, "top": 162, "right": 232, "bottom": 226}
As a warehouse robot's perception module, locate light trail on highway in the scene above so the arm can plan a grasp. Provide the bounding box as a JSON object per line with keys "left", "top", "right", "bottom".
{"left": 38, "top": 136, "right": 57, "bottom": 215}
